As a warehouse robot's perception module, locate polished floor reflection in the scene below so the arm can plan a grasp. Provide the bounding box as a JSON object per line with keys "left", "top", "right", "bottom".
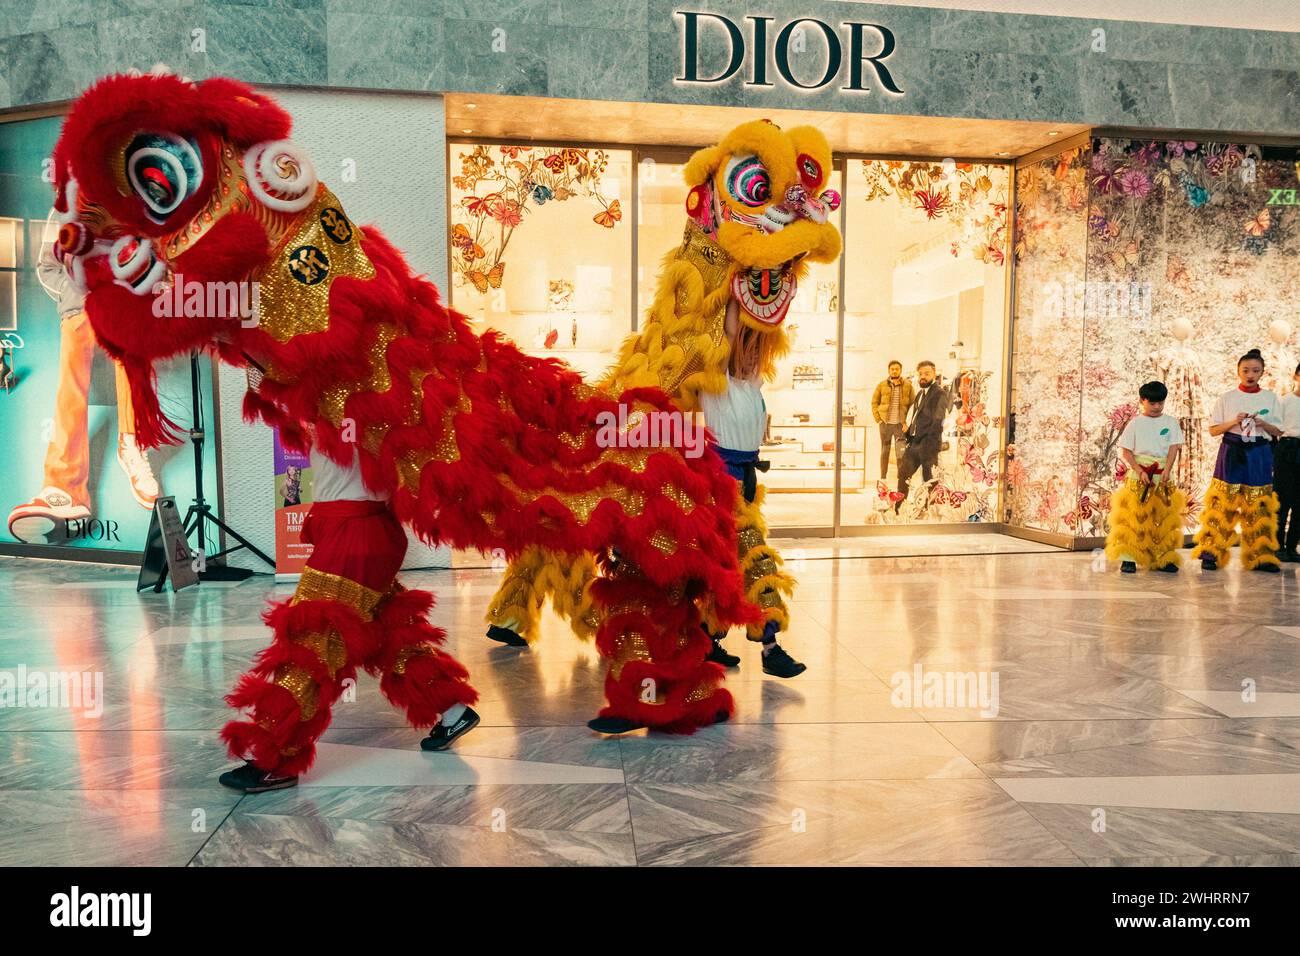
{"left": 2, "top": 545, "right": 1299, "bottom": 866}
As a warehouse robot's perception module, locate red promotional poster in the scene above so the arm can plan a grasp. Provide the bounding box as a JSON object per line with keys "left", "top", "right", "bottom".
{"left": 273, "top": 429, "right": 313, "bottom": 578}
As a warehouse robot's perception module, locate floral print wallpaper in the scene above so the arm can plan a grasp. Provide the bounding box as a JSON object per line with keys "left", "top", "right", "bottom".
{"left": 1006, "top": 144, "right": 1090, "bottom": 534}
{"left": 860, "top": 159, "right": 1010, "bottom": 264}
{"left": 449, "top": 144, "right": 620, "bottom": 294}
{"left": 1009, "top": 137, "right": 1300, "bottom": 538}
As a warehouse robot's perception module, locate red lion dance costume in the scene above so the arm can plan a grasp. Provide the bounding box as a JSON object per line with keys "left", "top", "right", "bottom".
{"left": 52, "top": 73, "right": 758, "bottom": 790}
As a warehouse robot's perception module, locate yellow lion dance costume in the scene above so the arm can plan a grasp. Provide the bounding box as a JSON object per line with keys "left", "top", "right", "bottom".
{"left": 1104, "top": 470, "right": 1187, "bottom": 570}
{"left": 485, "top": 120, "right": 842, "bottom": 674}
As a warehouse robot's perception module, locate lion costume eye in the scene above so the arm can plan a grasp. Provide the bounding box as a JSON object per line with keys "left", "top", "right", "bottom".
{"left": 724, "top": 155, "right": 771, "bottom": 207}
{"left": 125, "top": 132, "right": 203, "bottom": 223}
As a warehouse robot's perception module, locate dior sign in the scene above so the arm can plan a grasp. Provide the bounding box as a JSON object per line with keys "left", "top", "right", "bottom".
{"left": 675, "top": 11, "right": 904, "bottom": 95}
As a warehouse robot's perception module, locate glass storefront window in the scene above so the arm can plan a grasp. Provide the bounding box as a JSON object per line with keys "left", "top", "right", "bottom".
{"left": 448, "top": 143, "right": 633, "bottom": 380}
{"left": 451, "top": 140, "right": 1013, "bottom": 535}
{"left": 840, "top": 159, "right": 1011, "bottom": 527}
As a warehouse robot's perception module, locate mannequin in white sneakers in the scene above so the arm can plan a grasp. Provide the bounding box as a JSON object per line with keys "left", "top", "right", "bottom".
{"left": 7, "top": 228, "right": 160, "bottom": 543}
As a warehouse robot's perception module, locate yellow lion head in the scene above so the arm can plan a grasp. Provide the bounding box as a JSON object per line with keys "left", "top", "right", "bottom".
{"left": 683, "top": 119, "right": 842, "bottom": 332}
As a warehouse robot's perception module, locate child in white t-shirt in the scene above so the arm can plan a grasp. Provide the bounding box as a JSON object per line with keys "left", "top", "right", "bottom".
{"left": 1105, "top": 380, "right": 1187, "bottom": 573}
{"left": 1193, "top": 348, "right": 1284, "bottom": 571}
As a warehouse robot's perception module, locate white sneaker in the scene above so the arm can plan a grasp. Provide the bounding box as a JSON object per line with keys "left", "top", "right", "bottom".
{"left": 117, "top": 433, "right": 160, "bottom": 509}
{"left": 7, "top": 487, "right": 91, "bottom": 542}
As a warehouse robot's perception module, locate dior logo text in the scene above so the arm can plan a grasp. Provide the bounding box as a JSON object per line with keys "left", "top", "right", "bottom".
{"left": 151, "top": 274, "right": 261, "bottom": 327}
{"left": 65, "top": 517, "right": 121, "bottom": 542}
{"left": 675, "top": 11, "right": 904, "bottom": 94}
{"left": 49, "top": 886, "right": 151, "bottom": 936}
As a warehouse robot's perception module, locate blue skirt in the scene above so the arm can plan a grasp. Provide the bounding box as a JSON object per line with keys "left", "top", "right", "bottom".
{"left": 1213, "top": 433, "right": 1274, "bottom": 488}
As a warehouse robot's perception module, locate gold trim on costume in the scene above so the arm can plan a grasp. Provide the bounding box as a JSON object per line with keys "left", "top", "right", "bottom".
{"left": 1208, "top": 476, "right": 1275, "bottom": 500}
{"left": 292, "top": 567, "right": 387, "bottom": 619}
{"left": 254, "top": 187, "right": 376, "bottom": 343}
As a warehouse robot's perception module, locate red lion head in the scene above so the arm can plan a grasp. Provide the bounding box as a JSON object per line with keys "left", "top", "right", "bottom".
{"left": 52, "top": 71, "right": 324, "bottom": 444}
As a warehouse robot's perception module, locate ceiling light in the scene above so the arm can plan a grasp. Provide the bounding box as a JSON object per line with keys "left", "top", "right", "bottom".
{"left": 462, "top": 128, "right": 474, "bottom": 134}
{"left": 1047, "top": 130, "right": 1060, "bottom": 137}
{"left": 465, "top": 103, "right": 477, "bottom": 110}
{"left": 997, "top": 151, "right": 1011, "bottom": 157}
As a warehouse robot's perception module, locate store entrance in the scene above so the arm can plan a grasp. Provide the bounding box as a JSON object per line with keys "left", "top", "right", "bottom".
{"left": 445, "top": 95, "right": 1083, "bottom": 555}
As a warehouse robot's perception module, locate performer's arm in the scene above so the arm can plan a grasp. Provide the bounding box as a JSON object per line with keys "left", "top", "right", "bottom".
{"left": 1163, "top": 443, "right": 1182, "bottom": 483}
{"left": 1209, "top": 413, "right": 1246, "bottom": 437}
{"left": 1120, "top": 447, "right": 1149, "bottom": 484}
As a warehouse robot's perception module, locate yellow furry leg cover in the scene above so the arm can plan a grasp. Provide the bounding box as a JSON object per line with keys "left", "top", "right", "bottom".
{"left": 1148, "top": 485, "right": 1187, "bottom": 569}
{"left": 1191, "top": 480, "right": 1237, "bottom": 564}
{"left": 1238, "top": 490, "right": 1280, "bottom": 570}
{"left": 485, "top": 548, "right": 601, "bottom": 643}
{"left": 1104, "top": 480, "right": 1151, "bottom": 565}
{"left": 735, "top": 487, "right": 795, "bottom": 641}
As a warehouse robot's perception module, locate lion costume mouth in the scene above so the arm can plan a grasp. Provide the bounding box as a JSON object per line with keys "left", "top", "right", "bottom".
{"left": 731, "top": 257, "right": 801, "bottom": 325}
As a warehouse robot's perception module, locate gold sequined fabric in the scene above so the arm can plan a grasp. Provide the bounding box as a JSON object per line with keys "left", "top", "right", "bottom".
{"left": 292, "top": 567, "right": 387, "bottom": 620}
{"left": 1209, "top": 477, "right": 1274, "bottom": 499}
{"left": 392, "top": 643, "right": 435, "bottom": 677}
{"left": 254, "top": 187, "right": 376, "bottom": 343}
{"left": 317, "top": 323, "right": 400, "bottom": 425}
{"left": 271, "top": 663, "right": 320, "bottom": 720}
{"left": 609, "top": 630, "right": 652, "bottom": 682}
{"left": 649, "top": 530, "right": 677, "bottom": 555}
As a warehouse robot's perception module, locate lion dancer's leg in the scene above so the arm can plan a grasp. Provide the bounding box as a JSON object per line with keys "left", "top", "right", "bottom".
{"left": 220, "top": 493, "right": 478, "bottom": 792}
{"left": 1195, "top": 436, "right": 1280, "bottom": 572}
{"left": 485, "top": 546, "right": 600, "bottom": 647}
{"left": 706, "top": 450, "right": 805, "bottom": 677}
{"left": 1192, "top": 478, "right": 1236, "bottom": 570}
{"left": 587, "top": 552, "right": 732, "bottom": 735}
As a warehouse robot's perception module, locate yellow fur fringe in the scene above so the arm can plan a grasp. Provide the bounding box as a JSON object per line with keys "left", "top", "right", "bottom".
{"left": 1104, "top": 480, "right": 1186, "bottom": 569}
{"left": 1191, "top": 482, "right": 1279, "bottom": 568}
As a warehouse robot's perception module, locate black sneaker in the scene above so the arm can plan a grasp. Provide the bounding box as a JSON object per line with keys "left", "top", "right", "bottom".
{"left": 486, "top": 624, "right": 528, "bottom": 647}
{"left": 1254, "top": 563, "right": 1281, "bottom": 573}
{"left": 705, "top": 636, "right": 741, "bottom": 668}
{"left": 1156, "top": 562, "right": 1179, "bottom": 573}
{"left": 1201, "top": 555, "right": 1218, "bottom": 571}
{"left": 587, "top": 715, "right": 645, "bottom": 735}
{"left": 218, "top": 762, "right": 298, "bottom": 793}
{"left": 1285, "top": 551, "right": 1299, "bottom": 563}
{"left": 761, "top": 643, "right": 807, "bottom": 679}
{"left": 1120, "top": 561, "right": 1137, "bottom": 574}
{"left": 421, "top": 706, "right": 480, "bottom": 751}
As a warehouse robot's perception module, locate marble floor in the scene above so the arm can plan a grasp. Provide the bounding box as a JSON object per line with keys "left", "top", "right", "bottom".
{"left": 2, "top": 545, "right": 1299, "bottom": 867}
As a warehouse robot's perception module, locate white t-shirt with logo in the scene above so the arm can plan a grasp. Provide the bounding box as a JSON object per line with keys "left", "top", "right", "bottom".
{"left": 1211, "top": 388, "right": 1281, "bottom": 442}
{"left": 1118, "top": 413, "right": 1185, "bottom": 461}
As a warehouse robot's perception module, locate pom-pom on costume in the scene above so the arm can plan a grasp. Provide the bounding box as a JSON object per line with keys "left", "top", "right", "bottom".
{"left": 486, "top": 120, "right": 842, "bottom": 657}
{"left": 51, "top": 73, "right": 761, "bottom": 773}
{"left": 1193, "top": 387, "right": 1283, "bottom": 570}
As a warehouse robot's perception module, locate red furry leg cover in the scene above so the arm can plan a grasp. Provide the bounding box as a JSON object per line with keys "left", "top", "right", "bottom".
{"left": 220, "top": 596, "right": 376, "bottom": 776}
{"left": 590, "top": 560, "right": 733, "bottom": 734}
{"left": 369, "top": 585, "right": 478, "bottom": 727}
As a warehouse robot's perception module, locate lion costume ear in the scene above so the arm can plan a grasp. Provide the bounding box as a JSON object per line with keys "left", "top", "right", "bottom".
{"left": 683, "top": 145, "right": 728, "bottom": 187}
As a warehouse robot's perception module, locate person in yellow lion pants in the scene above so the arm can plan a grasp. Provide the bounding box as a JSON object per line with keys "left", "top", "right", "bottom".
{"left": 1106, "top": 381, "right": 1186, "bottom": 574}
{"left": 1193, "top": 349, "right": 1284, "bottom": 573}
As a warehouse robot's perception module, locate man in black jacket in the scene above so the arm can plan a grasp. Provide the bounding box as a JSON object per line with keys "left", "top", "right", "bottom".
{"left": 896, "top": 360, "right": 948, "bottom": 511}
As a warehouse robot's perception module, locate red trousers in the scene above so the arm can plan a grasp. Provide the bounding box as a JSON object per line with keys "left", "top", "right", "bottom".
{"left": 221, "top": 500, "right": 477, "bottom": 775}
